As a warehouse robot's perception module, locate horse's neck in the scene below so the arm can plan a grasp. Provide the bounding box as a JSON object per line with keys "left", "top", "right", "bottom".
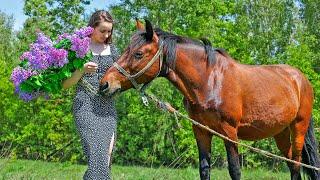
{"left": 166, "top": 44, "right": 234, "bottom": 105}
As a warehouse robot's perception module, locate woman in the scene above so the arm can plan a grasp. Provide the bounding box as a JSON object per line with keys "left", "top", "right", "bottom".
{"left": 62, "top": 10, "right": 119, "bottom": 179}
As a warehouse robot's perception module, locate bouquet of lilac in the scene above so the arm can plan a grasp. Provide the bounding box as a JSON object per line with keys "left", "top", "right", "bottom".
{"left": 11, "top": 27, "right": 94, "bottom": 101}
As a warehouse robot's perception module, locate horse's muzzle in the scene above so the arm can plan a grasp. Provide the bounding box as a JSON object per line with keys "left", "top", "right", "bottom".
{"left": 99, "top": 82, "right": 109, "bottom": 96}
{"left": 99, "top": 81, "right": 121, "bottom": 97}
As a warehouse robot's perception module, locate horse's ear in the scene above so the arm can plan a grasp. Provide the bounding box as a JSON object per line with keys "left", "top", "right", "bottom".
{"left": 145, "top": 19, "right": 154, "bottom": 42}
{"left": 135, "top": 18, "right": 145, "bottom": 31}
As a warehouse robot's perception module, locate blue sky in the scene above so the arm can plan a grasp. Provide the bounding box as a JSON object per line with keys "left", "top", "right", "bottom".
{"left": 0, "top": 0, "right": 119, "bottom": 31}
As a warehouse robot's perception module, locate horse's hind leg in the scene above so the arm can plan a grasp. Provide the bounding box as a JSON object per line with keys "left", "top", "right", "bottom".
{"left": 274, "top": 128, "right": 294, "bottom": 176}
{"left": 289, "top": 114, "right": 310, "bottom": 180}
{"left": 288, "top": 76, "right": 314, "bottom": 180}
{"left": 193, "top": 125, "right": 213, "bottom": 180}
{"left": 275, "top": 123, "right": 309, "bottom": 180}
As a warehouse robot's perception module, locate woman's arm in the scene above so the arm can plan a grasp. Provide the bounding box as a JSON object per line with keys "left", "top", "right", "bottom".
{"left": 62, "top": 62, "right": 98, "bottom": 89}
{"left": 61, "top": 69, "right": 84, "bottom": 89}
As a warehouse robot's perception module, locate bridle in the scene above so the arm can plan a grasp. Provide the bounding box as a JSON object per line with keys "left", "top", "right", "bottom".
{"left": 112, "top": 40, "right": 164, "bottom": 92}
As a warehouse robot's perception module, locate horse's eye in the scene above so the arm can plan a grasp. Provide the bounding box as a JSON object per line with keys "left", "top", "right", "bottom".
{"left": 134, "top": 51, "right": 144, "bottom": 60}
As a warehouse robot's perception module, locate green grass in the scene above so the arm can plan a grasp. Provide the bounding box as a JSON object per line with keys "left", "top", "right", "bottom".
{"left": 0, "top": 158, "right": 290, "bottom": 180}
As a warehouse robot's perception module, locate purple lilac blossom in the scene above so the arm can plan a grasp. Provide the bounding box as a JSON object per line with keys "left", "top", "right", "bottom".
{"left": 13, "top": 26, "right": 93, "bottom": 101}
{"left": 28, "top": 47, "right": 51, "bottom": 70}
{"left": 14, "top": 87, "right": 47, "bottom": 102}
{"left": 70, "top": 36, "right": 91, "bottom": 58}
{"left": 20, "top": 51, "right": 31, "bottom": 61}
{"left": 35, "top": 33, "right": 53, "bottom": 47}
{"left": 21, "top": 33, "right": 55, "bottom": 70}
{"left": 49, "top": 48, "right": 68, "bottom": 67}
{"left": 55, "top": 33, "right": 71, "bottom": 44}
{"left": 11, "top": 68, "right": 38, "bottom": 101}
{"left": 14, "top": 87, "right": 35, "bottom": 101}
{"left": 11, "top": 67, "right": 37, "bottom": 86}
{"left": 74, "top": 27, "right": 94, "bottom": 38}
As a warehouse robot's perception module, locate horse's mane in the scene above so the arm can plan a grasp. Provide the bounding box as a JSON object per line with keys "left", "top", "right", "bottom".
{"left": 130, "top": 28, "right": 228, "bottom": 69}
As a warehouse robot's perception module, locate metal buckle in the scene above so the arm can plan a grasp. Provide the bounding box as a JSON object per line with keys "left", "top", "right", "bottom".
{"left": 141, "top": 95, "right": 149, "bottom": 106}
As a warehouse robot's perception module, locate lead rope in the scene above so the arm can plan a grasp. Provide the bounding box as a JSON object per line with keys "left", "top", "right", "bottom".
{"left": 141, "top": 92, "right": 320, "bottom": 172}
{"left": 79, "top": 78, "right": 99, "bottom": 95}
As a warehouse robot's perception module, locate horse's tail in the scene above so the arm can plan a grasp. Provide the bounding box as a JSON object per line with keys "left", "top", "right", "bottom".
{"left": 301, "top": 115, "right": 320, "bottom": 179}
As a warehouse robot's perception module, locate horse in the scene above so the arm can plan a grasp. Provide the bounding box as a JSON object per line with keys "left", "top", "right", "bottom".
{"left": 99, "top": 19, "right": 320, "bottom": 180}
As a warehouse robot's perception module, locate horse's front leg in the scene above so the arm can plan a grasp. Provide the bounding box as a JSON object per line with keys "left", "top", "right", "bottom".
{"left": 222, "top": 122, "right": 241, "bottom": 180}
{"left": 224, "top": 140, "right": 241, "bottom": 180}
{"left": 193, "top": 125, "right": 213, "bottom": 180}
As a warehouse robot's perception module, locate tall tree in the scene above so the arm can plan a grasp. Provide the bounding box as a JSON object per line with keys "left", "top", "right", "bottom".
{"left": 0, "top": 12, "right": 15, "bottom": 65}
{"left": 300, "top": 0, "right": 320, "bottom": 72}
{"left": 110, "top": 0, "right": 234, "bottom": 51}
{"left": 17, "top": 0, "right": 92, "bottom": 52}
{"left": 230, "top": 0, "right": 296, "bottom": 64}
{"left": 0, "top": 11, "right": 17, "bottom": 135}
{"left": 23, "top": 0, "right": 91, "bottom": 35}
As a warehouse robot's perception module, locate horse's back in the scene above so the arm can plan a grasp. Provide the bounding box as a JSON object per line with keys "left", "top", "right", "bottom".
{"left": 238, "top": 63, "right": 311, "bottom": 107}
{"left": 235, "top": 64, "right": 313, "bottom": 140}
{"left": 238, "top": 64, "right": 302, "bottom": 111}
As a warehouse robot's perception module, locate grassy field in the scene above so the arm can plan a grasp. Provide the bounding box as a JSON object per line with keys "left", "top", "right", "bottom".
{"left": 0, "top": 158, "right": 290, "bottom": 180}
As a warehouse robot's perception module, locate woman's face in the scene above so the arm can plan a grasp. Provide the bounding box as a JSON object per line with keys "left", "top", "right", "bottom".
{"left": 91, "top": 21, "right": 113, "bottom": 44}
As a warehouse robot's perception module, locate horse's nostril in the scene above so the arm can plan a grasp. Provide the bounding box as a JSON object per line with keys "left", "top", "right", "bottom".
{"left": 99, "top": 82, "right": 109, "bottom": 93}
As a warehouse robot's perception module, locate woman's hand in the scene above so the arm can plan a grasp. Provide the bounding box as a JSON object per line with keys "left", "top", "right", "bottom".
{"left": 62, "top": 61, "right": 98, "bottom": 89}
{"left": 83, "top": 62, "right": 98, "bottom": 73}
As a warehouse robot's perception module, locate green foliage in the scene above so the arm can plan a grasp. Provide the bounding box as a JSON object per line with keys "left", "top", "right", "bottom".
{"left": 1, "top": 0, "right": 320, "bottom": 172}
{"left": 0, "top": 159, "right": 290, "bottom": 179}
{"left": 23, "top": 0, "right": 91, "bottom": 35}
{"left": 301, "top": 0, "right": 320, "bottom": 69}
{"left": 113, "top": 78, "right": 198, "bottom": 167}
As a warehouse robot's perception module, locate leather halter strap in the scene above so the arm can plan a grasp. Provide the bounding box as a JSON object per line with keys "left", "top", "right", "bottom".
{"left": 113, "top": 40, "right": 164, "bottom": 91}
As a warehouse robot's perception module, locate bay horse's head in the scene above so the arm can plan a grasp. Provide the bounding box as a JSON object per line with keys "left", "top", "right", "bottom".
{"left": 99, "top": 19, "right": 164, "bottom": 96}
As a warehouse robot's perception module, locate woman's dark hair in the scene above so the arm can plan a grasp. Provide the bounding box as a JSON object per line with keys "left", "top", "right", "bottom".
{"left": 88, "top": 10, "right": 114, "bottom": 44}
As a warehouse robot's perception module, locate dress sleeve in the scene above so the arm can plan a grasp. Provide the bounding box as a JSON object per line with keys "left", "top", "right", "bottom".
{"left": 111, "top": 44, "right": 120, "bottom": 63}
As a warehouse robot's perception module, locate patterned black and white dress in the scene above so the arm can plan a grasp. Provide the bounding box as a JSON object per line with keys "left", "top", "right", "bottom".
{"left": 72, "top": 44, "right": 119, "bottom": 180}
